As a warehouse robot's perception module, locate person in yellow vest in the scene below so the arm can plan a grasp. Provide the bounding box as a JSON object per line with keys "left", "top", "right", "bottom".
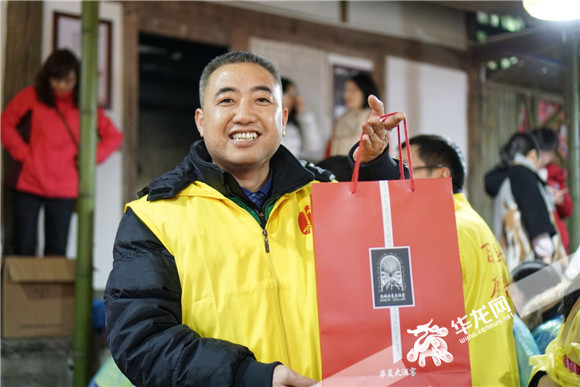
{"left": 402, "top": 134, "right": 520, "bottom": 386}
{"left": 104, "top": 51, "right": 407, "bottom": 386}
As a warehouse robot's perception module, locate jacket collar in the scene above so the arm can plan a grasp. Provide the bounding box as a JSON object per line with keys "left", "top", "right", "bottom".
{"left": 513, "top": 153, "right": 540, "bottom": 173}
{"left": 140, "top": 139, "right": 320, "bottom": 202}
{"left": 53, "top": 90, "right": 74, "bottom": 105}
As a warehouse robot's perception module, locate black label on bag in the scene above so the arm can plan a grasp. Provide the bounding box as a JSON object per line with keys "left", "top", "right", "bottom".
{"left": 370, "top": 247, "right": 414, "bottom": 308}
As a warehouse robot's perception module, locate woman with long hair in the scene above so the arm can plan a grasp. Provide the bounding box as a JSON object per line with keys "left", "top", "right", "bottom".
{"left": 484, "top": 132, "right": 565, "bottom": 272}
{"left": 327, "top": 72, "right": 380, "bottom": 157}
{"left": 533, "top": 127, "right": 573, "bottom": 254}
{"left": 1, "top": 49, "right": 123, "bottom": 256}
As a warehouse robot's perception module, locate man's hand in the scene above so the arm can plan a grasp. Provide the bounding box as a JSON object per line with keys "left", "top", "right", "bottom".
{"left": 272, "top": 364, "right": 320, "bottom": 387}
{"left": 355, "top": 95, "right": 405, "bottom": 163}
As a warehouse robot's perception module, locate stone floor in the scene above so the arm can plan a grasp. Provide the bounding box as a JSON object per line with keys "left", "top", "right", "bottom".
{"left": 1, "top": 334, "right": 109, "bottom": 387}
{"left": 1, "top": 337, "right": 73, "bottom": 387}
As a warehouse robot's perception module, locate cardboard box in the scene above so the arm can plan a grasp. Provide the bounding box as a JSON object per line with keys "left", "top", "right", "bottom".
{"left": 2, "top": 257, "right": 75, "bottom": 338}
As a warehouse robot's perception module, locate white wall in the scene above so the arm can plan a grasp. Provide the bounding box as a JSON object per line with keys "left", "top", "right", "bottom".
{"left": 250, "top": 37, "right": 333, "bottom": 159}
{"left": 42, "top": 1, "right": 124, "bottom": 289}
{"left": 385, "top": 56, "right": 468, "bottom": 172}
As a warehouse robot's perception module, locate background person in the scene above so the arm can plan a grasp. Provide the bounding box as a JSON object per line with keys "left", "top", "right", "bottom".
{"left": 532, "top": 127, "right": 573, "bottom": 255}
{"left": 280, "top": 77, "right": 325, "bottom": 162}
{"left": 1, "top": 49, "right": 123, "bottom": 256}
{"left": 104, "top": 51, "right": 406, "bottom": 386}
{"left": 401, "top": 134, "right": 520, "bottom": 386}
{"left": 327, "top": 72, "right": 380, "bottom": 157}
{"left": 484, "top": 132, "right": 564, "bottom": 272}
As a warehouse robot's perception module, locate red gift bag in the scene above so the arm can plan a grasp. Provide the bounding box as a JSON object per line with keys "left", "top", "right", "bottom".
{"left": 311, "top": 119, "right": 472, "bottom": 386}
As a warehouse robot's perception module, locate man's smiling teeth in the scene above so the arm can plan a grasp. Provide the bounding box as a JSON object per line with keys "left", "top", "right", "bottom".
{"left": 232, "top": 132, "right": 257, "bottom": 141}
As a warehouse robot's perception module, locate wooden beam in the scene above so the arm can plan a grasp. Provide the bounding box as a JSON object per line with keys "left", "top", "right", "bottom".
{"left": 136, "top": 1, "right": 466, "bottom": 72}
{"left": 474, "top": 26, "right": 567, "bottom": 64}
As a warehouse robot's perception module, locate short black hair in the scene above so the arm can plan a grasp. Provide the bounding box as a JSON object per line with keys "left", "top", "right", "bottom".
{"left": 562, "top": 274, "right": 580, "bottom": 320}
{"left": 281, "top": 77, "right": 300, "bottom": 131}
{"left": 199, "top": 51, "right": 281, "bottom": 107}
{"left": 349, "top": 73, "right": 380, "bottom": 109}
{"left": 404, "top": 134, "right": 466, "bottom": 193}
{"left": 532, "top": 127, "right": 559, "bottom": 152}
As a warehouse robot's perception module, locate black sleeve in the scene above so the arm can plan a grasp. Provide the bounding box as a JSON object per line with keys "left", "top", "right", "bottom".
{"left": 347, "top": 143, "right": 409, "bottom": 181}
{"left": 104, "top": 208, "right": 279, "bottom": 387}
{"left": 509, "top": 166, "right": 556, "bottom": 241}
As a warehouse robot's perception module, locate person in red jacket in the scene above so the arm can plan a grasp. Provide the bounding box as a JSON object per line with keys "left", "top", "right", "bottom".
{"left": 533, "top": 127, "right": 573, "bottom": 254}
{"left": 1, "top": 49, "right": 123, "bottom": 256}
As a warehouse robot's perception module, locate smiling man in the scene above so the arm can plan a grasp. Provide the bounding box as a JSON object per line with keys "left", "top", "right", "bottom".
{"left": 104, "top": 51, "right": 406, "bottom": 387}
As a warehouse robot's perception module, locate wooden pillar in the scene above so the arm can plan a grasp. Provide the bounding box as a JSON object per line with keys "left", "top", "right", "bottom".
{"left": 2, "top": 1, "right": 43, "bottom": 254}
{"left": 566, "top": 24, "right": 580, "bottom": 253}
{"left": 122, "top": 2, "right": 140, "bottom": 204}
{"left": 466, "top": 47, "right": 487, "bottom": 219}
{"left": 73, "top": 2, "right": 100, "bottom": 384}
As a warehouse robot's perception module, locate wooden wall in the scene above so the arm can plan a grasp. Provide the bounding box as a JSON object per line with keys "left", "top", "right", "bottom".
{"left": 2, "top": 2, "right": 43, "bottom": 105}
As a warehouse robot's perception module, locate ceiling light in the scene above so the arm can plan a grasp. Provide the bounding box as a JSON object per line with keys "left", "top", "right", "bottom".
{"left": 523, "top": 0, "right": 580, "bottom": 21}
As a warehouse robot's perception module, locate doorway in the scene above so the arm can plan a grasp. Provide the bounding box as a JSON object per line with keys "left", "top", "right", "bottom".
{"left": 137, "top": 33, "right": 227, "bottom": 190}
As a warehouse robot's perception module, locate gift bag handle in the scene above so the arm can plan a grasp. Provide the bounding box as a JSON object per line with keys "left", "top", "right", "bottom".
{"left": 351, "top": 113, "right": 415, "bottom": 193}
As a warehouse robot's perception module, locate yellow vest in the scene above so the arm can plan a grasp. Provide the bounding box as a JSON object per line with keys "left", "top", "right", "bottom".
{"left": 454, "top": 193, "right": 520, "bottom": 386}
{"left": 128, "top": 181, "right": 322, "bottom": 380}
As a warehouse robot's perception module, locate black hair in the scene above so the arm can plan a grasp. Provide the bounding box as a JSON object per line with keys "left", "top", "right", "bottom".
{"left": 199, "top": 51, "right": 281, "bottom": 107}
{"left": 562, "top": 274, "right": 580, "bottom": 320}
{"left": 348, "top": 73, "right": 380, "bottom": 109}
{"left": 403, "top": 134, "right": 466, "bottom": 193}
{"left": 281, "top": 77, "right": 300, "bottom": 132}
{"left": 35, "top": 49, "right": 80, "bottom": 108}
{"left": 499, "top": 131, "right": 540, "bottom": 167}
{"left": 511, "top": 260, "right": 551, "bottom": 282}
{"left": 532, "top": 127, "right": 560, "bottom": 152}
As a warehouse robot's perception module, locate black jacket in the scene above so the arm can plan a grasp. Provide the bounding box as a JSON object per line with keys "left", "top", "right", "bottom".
{"left": 484, "top": 164, "right": 556, "bottom": 241}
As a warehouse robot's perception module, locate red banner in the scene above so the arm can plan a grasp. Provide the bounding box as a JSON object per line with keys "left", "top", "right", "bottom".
{"left": 312, "top": 178, "right": 471, "bottom": 386}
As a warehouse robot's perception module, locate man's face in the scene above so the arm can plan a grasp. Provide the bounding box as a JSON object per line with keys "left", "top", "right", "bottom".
{"left": 195, "top": 63, "right": 287, "bottom": 175}
{"left": 343, "top": 80, "right": 364, "bottom": 111}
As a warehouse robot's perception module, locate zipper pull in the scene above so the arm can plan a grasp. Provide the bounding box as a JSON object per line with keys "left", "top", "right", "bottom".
{"left": 262, "top": 229, "right": 270, "bottom": 253}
